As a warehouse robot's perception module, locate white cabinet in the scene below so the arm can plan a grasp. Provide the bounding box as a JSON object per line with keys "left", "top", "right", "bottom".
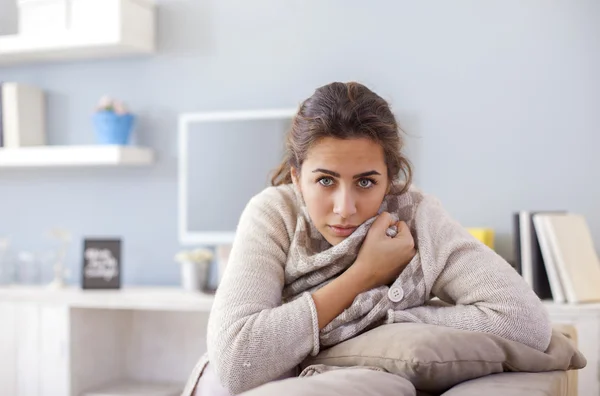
{"left": 38, "top": 305, "right": 70, "bottom": 396}
{"left": 0, "top": 302, "right": 17, "bottom": 395}
{"left": 0, "top": 287, "right": 213, "bottom": 396}
{"left": 0, "top": 302, "right": 70, "bottom": 396}
{"left": 545, "top": 302, "right": 600, "bottom": 396}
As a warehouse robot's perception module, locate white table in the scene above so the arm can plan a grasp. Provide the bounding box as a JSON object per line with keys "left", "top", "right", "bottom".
{"left": 0, "top": 286, "right": 214, "bottom": 396}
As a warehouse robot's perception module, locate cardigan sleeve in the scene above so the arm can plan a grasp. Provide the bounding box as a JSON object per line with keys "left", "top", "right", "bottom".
{"left": 389, "top": 195, "right": 553, "bottom": 352}
{"left": 206, "top": 188, "right": 320, "bottom": 394}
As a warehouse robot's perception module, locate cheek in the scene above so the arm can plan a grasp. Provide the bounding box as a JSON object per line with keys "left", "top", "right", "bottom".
{"left": 358, "top": 187, "right": 387, "bottom": 218}
{"left": 364, "top": 194, "right": 384, "bottom": 215}
{"left": 300, "top": 182, "right": 331, "bottom": 220}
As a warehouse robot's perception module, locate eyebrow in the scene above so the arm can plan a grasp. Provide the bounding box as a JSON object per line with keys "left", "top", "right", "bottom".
{"left": 312, "top": 168, "right": 382, "bottom": 179}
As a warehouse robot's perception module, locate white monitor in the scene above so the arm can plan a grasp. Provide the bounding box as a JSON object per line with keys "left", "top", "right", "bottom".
{"left": 178, "top": 109, "right": 296, "bottom": 246}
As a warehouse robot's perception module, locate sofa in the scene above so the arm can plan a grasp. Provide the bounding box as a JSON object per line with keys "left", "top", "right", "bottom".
{"left": 237, "top": 323, "right": 583, "bottom": 396}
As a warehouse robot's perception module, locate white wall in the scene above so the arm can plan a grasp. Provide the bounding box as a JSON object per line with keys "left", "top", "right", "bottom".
{"left": 0, "top": 0, "right": 598, "bottom": 284}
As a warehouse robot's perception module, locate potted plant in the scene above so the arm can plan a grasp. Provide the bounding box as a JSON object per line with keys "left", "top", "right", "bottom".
{"left": 92, "top": 95, "right": 136, "bottom": 145}
{"left": 174, "top": 248, "right": 213, "bottom": 292}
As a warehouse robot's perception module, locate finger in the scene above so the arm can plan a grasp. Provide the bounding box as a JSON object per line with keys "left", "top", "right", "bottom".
{"left": 396, "top": 221, "right": 409, "bottom": 233}
{"left": 372, "top": 212, "right": 393, "bottom": 231}
{"left": 394, "top": 221, "right": 410, "bottom": 238}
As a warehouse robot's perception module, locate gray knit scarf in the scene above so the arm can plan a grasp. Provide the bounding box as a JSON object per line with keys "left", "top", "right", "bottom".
{"left": 282, "top": 182, "right": 427, "bottom": 347}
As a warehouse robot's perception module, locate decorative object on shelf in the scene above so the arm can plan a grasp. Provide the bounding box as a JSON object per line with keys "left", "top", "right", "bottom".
{"left": 46, "top": 228, "right": 72, "bottom": 289}
{"left": 15, "top": 250, "right": 41, "bottom": 284}
{"left": 82, "top": 238, "right": 121, "bottom": 289}
{"left": 467, "top": 227, "right": 495, "bottom": 250}
{"left": 175, "top": 248, "right": 213, "bottom": 292}
{"left": 93, "top": 95, "right": 136, "bottom": 145}
{"left": 0, "top": 82, "right": 46, "bottom": 148}
{"left": 0, "top": 237, "right": 15, "bottom": 285}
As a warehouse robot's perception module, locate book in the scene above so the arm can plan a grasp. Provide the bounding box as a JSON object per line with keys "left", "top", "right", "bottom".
{"left": 534, "top": 213, "right": 600, "bottom": 304}
{"left": 0, "top": 82, "right": 3, "bottom": 148}
{"left": 513, "top": 210, "right": 566, "bottom": 300}
{"left": 0, "top": 82, "right": 46, "bottom": 148}
{"left": 512, "top": 213, "right": 522, "bottom": 275}
{"left": 532, "top": 215, "right": 566, "bottom": 303}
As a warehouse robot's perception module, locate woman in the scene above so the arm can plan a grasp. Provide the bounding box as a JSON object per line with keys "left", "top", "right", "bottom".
{"left": 185, "top": 82, "right": 552, "bottom": 395}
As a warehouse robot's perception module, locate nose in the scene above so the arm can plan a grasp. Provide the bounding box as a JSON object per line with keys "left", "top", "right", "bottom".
{"left": 333, "top": 188, "right": 357, "bottom": 219}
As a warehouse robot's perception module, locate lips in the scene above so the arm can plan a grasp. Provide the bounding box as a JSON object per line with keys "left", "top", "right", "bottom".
{"left": 329, "top": 225, "right": 358, "bottom": 237}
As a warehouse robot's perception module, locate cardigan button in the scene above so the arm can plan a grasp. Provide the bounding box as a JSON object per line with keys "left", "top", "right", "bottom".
{"left": 388, "top": 286, "right": 404, "bottom": 303}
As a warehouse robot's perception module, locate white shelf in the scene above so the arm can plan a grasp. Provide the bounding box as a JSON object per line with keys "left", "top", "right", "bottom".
{"left": 0, "top": 0, "right": 156, "bottom": 66}
{"left": 0, "top": 145, "right": 155, "bottom": 168}
{"left": 0, "top": 32, "right": 154, "bottom": 66}
{"left": 83, "top": 380, "right": 183, "bottom": 396}
{"left": 0, "top": 286, "right": 214, "bottom": 312}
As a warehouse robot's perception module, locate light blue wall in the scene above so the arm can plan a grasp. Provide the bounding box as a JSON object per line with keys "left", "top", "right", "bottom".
{"left": 1, "top": 0, "right": 598, "bottom": 286}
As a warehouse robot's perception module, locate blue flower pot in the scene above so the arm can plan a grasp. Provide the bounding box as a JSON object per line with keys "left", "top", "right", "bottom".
{"left": 93, "top": 111, "right": 135, "bottom": 145}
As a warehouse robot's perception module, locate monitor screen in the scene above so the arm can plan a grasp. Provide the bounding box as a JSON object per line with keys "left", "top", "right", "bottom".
{"left": 186, "top": 117, "right": 292, "bottom": 237}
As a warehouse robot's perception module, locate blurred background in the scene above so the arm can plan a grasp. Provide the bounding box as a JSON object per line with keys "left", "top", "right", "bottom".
{"left": 0, "top": 0, "right": 598, "bottom": 285}
{"left": 0, "top": 1, "right": 598, "bottom": 395}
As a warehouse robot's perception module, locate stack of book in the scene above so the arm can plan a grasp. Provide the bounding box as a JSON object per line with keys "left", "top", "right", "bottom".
{"left": 514, "top": 211, "right": 600, "bottom": 304}
{"left": 0, "top": 82, "right": 46, "bottom": 148}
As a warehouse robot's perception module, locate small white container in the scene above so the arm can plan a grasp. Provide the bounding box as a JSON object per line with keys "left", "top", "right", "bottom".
{"left": 180, "top": 261, "right": 210, "bottom": 292}
{"left": 17, "top": 0, "right": 70, "bottom": 35}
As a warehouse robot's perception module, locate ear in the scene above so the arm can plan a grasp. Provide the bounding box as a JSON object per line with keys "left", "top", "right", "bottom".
{"left": 291, "top": 167, "right": 301, "bottom": 190}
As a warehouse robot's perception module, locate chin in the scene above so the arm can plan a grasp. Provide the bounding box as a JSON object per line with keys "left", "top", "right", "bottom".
{"left": 323, "top": 233, "right": 346, "bottom": 246}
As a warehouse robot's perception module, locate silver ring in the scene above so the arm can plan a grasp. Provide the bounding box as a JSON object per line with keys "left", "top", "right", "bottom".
{"left": 386, "top": 225, "right": 398, "bottom": 238}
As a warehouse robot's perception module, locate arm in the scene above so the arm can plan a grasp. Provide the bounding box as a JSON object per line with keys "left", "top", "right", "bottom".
{"left": 207, "top": 189, "right": 368, "bottom": 394}
{"left": 390, "top": 196, "right": 552, "bottom": 352}
{"left": 313, "top": 265, "right": 375, "bottom": 329}
{"left": 207, "top": 189, "right": 316, "bottom": 394}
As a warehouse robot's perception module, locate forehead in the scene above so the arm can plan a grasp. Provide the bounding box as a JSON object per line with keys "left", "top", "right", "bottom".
{"left": 304, "top": 137, "right": 385, "bottom": 170}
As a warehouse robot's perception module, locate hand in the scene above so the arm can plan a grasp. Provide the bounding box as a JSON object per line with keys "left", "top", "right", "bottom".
{"left": 350, "top": 212, "right": 416, "bottom": 290}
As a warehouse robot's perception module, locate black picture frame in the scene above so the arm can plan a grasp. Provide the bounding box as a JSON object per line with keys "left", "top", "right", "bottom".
{"left": 82, "top": 238, "right": 122, "bottom": 290}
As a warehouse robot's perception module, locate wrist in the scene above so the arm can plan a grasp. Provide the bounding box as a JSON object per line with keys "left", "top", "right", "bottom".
{"left": 343, "top": 262, "right": 376, "bottom": 294}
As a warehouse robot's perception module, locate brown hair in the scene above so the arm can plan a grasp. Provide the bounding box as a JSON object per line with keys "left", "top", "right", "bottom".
{"left": 271, "top": 82, "right": 413, "bottom": 193}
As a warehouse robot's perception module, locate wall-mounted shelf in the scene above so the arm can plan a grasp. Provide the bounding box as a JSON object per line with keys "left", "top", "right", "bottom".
{"left": 0, "top": 145, "right": 155, "bottom": 168}
{"left": 0, "top": 33, "right": 154, "bottom": 66}
{"left": 0, "top": 0, "right": 156, "bottom": 66}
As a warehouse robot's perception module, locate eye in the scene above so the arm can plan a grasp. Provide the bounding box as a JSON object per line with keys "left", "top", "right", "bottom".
{"left": 318, "top": 177, "right": 334, "bottom": 187}
{"left": 357, "top": 178, "right": 376, "bottom": 189}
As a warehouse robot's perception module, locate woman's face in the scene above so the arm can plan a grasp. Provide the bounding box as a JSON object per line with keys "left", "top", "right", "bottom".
{"left": 292, "top": 137, "right": 390, "bottom": 246}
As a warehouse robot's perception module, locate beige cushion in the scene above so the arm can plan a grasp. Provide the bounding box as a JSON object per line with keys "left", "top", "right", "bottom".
{"left": 301, "top": 323, "right": 586, "bottom": 394}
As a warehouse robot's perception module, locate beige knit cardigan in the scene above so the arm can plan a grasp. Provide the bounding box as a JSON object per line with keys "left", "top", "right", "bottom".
{"left": 193, "top": 183, "right": 552, "bottom": 395}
